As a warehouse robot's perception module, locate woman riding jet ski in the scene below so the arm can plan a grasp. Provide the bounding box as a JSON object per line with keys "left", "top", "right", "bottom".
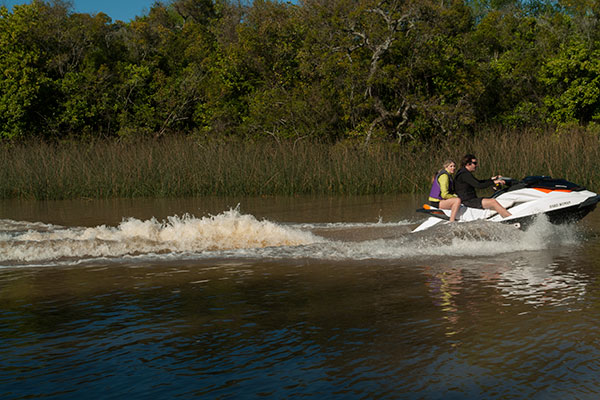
{"left": 413, "top": 175, "right": 600, "bottom": 232}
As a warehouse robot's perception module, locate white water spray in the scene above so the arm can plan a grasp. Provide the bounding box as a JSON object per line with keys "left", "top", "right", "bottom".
{"left": 0, "top": 208, "right": 319, "bottom": 264}
{"left": 0, "top": 210, "right": 583, "bottom": 266}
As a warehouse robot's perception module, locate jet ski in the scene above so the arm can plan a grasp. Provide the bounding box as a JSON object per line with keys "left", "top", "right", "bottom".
{"left": 413, "top": 176, "right": 600, "bottom": 232}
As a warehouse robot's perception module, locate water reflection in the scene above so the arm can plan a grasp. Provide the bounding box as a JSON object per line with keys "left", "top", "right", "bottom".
{"left": 497, "top": 257, "right": 588, "bottom": 309}
{"left": 422, "top": 249, "right": 590, "bottom": 346}
{"left": 424, "top": 266, "right": 464, "bottom": 340}
{"left": 1, "top": 247, "right": 599, "bottom": 398}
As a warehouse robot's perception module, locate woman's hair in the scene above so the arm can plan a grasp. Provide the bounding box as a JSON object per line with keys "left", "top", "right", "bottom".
{"left": 461, "top": 154, "right": 476, "bottom": 167}
{"left": 433, "top": 159, "right": 456, "bottom": 182}
{"left": 442, "top": 159, "right": 455, "bottom": 168}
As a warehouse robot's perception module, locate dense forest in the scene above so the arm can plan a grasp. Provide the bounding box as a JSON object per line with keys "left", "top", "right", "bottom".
{"left": 2, "top": 0, "right": 600, "bottom": 144}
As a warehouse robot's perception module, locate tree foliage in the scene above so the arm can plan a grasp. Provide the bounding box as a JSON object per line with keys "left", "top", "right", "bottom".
{"left": 1, "top": 0, "right": 600, "bottom": 143}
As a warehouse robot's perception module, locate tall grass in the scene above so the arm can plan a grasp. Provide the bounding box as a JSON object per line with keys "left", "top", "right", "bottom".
{"left": 1, "top": 128, "right": 599, "bottom": 200}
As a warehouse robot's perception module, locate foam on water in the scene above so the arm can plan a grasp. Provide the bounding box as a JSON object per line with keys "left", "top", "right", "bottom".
{"left": 0, "top": 210, "right": 583, "bottom": 267}
{"left": 224, "top": 215, "right": 582, "bottom": 261}
{"left": 0, "top": 208, "right": 319, "bottom": 265}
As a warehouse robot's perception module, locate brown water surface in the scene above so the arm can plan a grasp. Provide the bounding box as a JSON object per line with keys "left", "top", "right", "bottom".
{"left": 1, "top": 195, "right": 600, "bottom": 398}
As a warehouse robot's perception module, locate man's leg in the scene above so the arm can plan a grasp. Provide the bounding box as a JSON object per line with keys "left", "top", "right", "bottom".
{"left": 481, "top": 198, "right": 511, "bottom": 218}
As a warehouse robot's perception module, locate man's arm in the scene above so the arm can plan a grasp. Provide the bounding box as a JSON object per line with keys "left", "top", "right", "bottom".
{"left": 463, "top": 171, "right": 494, "bottom": 189}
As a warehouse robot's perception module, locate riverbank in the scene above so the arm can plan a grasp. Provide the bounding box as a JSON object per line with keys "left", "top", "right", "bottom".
{"left": 1, "top": 128, "right": 598, "bottom": 200}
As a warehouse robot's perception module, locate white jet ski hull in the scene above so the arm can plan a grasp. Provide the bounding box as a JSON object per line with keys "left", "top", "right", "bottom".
{"left": 413, "top": 176, "right": 600, "bottom": 232}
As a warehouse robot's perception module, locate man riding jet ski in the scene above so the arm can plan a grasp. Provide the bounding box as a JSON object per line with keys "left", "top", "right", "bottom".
{"left": 413, "top": 175, "right": 600, "bottom": 232}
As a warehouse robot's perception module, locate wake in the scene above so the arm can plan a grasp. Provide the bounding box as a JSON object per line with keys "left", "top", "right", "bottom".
{"left": 0, "top": 208, "right": 319, "bottom": 265}
{"left": 0, "top": 209, "right": 582, "bottom": 267}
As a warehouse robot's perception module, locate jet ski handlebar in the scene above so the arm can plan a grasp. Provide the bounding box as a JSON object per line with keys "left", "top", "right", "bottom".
{"left": 492, "top": 176, "right": 514, "bottom": 191}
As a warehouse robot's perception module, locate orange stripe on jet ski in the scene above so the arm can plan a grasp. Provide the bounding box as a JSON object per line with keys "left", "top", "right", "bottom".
{"left": 422, "top": 204, "right": 445, "bottom": 214}
{"left": 534, "top": 188, "right": 572, "bottom": 193}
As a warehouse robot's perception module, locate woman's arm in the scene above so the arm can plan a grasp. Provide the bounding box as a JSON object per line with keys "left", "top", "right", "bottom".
{"left": 438, "top": 174, "right": 458, "bottom": 199}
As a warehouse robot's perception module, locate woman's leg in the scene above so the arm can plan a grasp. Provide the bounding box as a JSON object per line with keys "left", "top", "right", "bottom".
{"left": 439, "top": 197, "right": 461, "bottom": 222}
{"left": 481, "top": 198, "right": 511, "bottom": 218}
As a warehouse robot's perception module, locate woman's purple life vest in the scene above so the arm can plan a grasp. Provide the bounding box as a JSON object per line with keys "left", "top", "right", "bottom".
{"left": 428, "top": 169, "right": 454, "bottom": 201}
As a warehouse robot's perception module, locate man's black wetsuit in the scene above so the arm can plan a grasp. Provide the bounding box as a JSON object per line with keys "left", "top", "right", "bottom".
{"left": 454, "top": 167, "right": 494, "bottom": 209}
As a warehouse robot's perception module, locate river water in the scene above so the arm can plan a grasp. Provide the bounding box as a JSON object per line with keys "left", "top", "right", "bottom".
{"left": 1, "top": 195, "right": 600, "bottom": 399}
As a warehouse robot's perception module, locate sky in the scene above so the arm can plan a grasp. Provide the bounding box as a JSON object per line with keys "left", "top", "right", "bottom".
{"left": 1, "top": 0, "right": 156, "bottom": 22}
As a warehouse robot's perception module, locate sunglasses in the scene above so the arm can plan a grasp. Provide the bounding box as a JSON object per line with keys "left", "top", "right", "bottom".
{"left": 470, "top": 161, "right": 478, "bottom": 165}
